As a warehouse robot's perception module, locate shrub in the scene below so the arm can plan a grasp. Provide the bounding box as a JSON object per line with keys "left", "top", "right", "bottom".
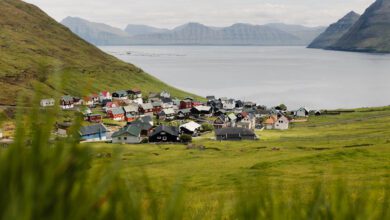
{"left": 201, "top": 123, "right": 214, "bottom": 132}
{"left": 180, "top": 134, "right": 192, "bottom": 143}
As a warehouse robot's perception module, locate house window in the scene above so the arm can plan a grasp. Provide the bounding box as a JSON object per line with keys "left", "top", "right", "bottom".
{"left": 163, "top": 136, "right": 167, "bottom": 141}
{"left": 157, "top": 136, "right": 162, "bottom": 140}
{"left": 118, "top": 137, "right": 121, "bottom": 140}
{"left": 124, "top": 137, "right": 127, "bottom": 140}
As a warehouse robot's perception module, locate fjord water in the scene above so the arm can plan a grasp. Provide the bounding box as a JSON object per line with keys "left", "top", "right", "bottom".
{"left": 101, "top": 46, "right": 390, "bottom": 109}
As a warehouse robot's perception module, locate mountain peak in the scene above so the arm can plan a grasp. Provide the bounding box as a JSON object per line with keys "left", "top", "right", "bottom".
{"left": 330, "top": 0, "right": 390, "bottom": 53}
{"left": 308, "top": 11, "right": 360, "bottom": 49}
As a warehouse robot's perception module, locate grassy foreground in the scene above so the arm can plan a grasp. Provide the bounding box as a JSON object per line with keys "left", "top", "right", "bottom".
{"left": 87, "top": 106, "right": 390, "bottom": 218}
{"left": 0, "top": 103, "right": 389, "bottom": 219}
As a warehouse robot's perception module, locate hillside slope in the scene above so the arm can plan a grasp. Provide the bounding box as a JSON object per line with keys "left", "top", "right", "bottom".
{"left": 330, "top": 0, "right": 390, "bottom": 53}
{"left": 0, "top": 0, "right": 197, "bottom": 105}
{"left": 308, "top": 11, "right": 360, "bottom": 49}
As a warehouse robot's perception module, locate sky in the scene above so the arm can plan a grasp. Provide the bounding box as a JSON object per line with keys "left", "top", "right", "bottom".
{"left": 24, "top": 0, "right": 375, "bottom": 29}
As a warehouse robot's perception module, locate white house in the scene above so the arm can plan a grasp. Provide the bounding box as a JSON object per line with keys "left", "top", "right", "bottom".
{"left": 236, "top": 114, "right": 256, "bottom": 130}
{"left": 99, "top": 91, "right": 112, "bottom": 102}
{"left": 264, "top": 115, "right": 289, "bottom": 130}
{"left": 160, "top": 91, "right": 171, "bottom": 98}
{"left": 180, "top": 121, "right": 201, "bottom": 136}
{"left": 40, "top": 98, "right": 55, "bottom": 107}
{"left": 112, "top": 125, "right": 142, "bottom": 144}
{"left": 274, "top": 115, "right": 290, "bottom": 130}
{"left": 295, "top": 107, "right": 309, "bottom": 117}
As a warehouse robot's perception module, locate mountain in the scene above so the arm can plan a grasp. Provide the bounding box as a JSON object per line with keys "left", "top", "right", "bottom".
{"left": 266, "top": 23, "right": 326, "bottom": 45}
{"left": 330, "top": 0, "right": 390, "bottom": 53}
{"left": 0, "top": 0, "right": 196, "bottom": 105}
{"left": 308, "top": 11, "right": 360, "bottom": 49}
{"left": 61, "top": 17, "right": 131, "bottom": 45}
{"left": 124, "top": 24, "right": 169, "bottom": 36}
{"left": 128, "top": 22, "right": 304, "bottom": 45}
{"left": 61, "top": 17, "right": 323, "bottom": 46}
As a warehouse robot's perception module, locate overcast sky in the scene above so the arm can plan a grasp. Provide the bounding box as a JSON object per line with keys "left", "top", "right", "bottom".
{"left": 25, "top": 0, "right": 374, "bottom": 29}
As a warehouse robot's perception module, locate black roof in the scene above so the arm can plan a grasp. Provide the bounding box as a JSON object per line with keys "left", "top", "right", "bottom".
{"left": 150, "top": 125, "right": 179, "bottom": 137}
{"left": 79, "top": 124, "right": 107, "bottom": 136}
{"left": 215, "top": 127, "right": 255, "bottom": 136}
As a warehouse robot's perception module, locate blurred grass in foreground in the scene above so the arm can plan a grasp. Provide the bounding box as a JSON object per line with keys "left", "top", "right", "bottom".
{"left": 0, "top": 93, "right": 388, "bottom": 220}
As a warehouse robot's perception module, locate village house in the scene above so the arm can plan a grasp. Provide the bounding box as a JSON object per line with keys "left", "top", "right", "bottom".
{"left": 264, "top": 115, "right": 290, "bottom": 130}
{"left": 123, "top": 104, "right": 139, "bottom": 116}
{"left": 104, "top": 102, "right": 119, "bottom": 112}
{"left": 82, "top": 96, "right": 94, "bottom": 106}
{"left": 107, "top": 107, "right": 125, "bottom": 121}
{"left": 112, "top": 90, "right": 128, "bottom": 100}
{"left": 125, "top": 113, "right": 137, "bottom": 123}
{"left": 223, "top": 99, "right": 236, "bottom": 110}
{"left": 177, "top": 109, "right": 191, "bottom": 119}
{"left": 73, "top": 97, "right": 83, "bottom": 106}
{"left": 236, "top": 113, "right": 256, "bottom": 130}
{"left": 40, "top": 98, "right": 55, "bottom": 107}
{"left": 206, "top": 96, "right": 216, "bottom": 101}
{"left": 161, "top": 97, "right": 173, "bottom": 105}
{"left": 112, "top": 125, "right": 142, "bottom": 144}
{"left": 79, "top": 107, "right": 92, "bottom": 120}
{"left": 79, "top": 123, "right": 108, "bottom": 142}
{"left": 139, "top": 103, "right": 154, "bottom": 116}
{"left": 235, "top": 100, "right": 244, "bottom": 109}
{"left": 157, "top": 108, "right": 175, "bottom": 121}
{"left": 244, "top": 101, "right": 257, "bottom": 109}
{"left": 88, "top": 114, "right": 102, "bottom": 123}
{"left": 130, "top": 116, "right": 154, "bottom": 137}
{"left": 180, "top": 98, "right": 193, "bottom": 109}
{"left": 180, "top": 121, "right": 201, "bottom": 136}
{"left": 208, "top": 99, "right": 223, "bottom": 111}
{"left": 214, "top": 115, "right": 228, "bottom": 129}
{"left": 0, "top": 129, "right": 3, "bottom": 139}
{"left": 215, "top": 127, "right": 257, "bottom": 141}
{"left": 227, "top": 113, "right": 238, "bottom": 127}
{"left": 56, "top": 122, "right": 73, "bottom": 136}
{"left": 99, "top": 91, "right": 112, "bottom": 103}
{"left": 172, "top": 98, "right": 181, "bottom": 106}
{"left": 152, "top": 101, "right": 163, "bottom": 114}
{"left": 127, "top": 89, "right": 142, "bottom": 98}
{"left": 294, "top": 107, "right": 309, "bottom": 117}
{"left": 160, "top": 91, "right": 171, "bottom": 98}
{"left": 60, "top": 95, "right": 74, "bottom": 110}
{"left": 191, "top": 106, "right": 213, "bottom": 117}
{"left": 149, "top": 125, "right": 180, "bottom": 143}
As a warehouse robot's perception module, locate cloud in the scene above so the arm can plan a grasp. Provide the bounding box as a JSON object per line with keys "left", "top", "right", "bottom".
{"left": 24, "top": 0, "right": 375, "bottom": 28}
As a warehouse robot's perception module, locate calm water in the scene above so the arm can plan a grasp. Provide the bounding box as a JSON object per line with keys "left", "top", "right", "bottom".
{"left": 100, "top": 46, "right": 390, "bottom": 109}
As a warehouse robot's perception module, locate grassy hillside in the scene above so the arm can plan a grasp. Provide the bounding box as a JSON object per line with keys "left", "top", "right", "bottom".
{"left": 87, "top": 106, "right": 390, "bottom": 217}
{"left": 0, "top": 0, "right": 199, "bottom": 105}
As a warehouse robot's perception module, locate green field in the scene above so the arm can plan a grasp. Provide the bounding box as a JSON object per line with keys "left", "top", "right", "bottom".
{"left": 84, "top": 106, "right": 390, "bottom": 217}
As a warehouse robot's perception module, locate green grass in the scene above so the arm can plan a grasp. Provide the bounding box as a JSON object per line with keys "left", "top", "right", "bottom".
{"left": 0, "top": 0, "right": 201, "bottom": 105}
{"left": 81, "top": 106, "right": 390, "bottom": 217}
{"left": 1, "top": 92, "right": 389, "bottom": 219}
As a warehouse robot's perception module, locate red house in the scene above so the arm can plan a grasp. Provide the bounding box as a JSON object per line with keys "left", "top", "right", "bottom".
{"left": 180, "top": 99, "right": 192, "bottom": 109}
{"left": 88, "top": 114, "right": 102, "bottom": 123}
{"left": 139, "top": 103, "right": 154, "bottom": 116}
{"left": 192, "top": 102, "right": 203, "bottom": 107}
{"left": 125, "top": 113, "right": 137, "bottom": 123}
{"left": 107, "top": 108, "right": 125, "bottom": 121}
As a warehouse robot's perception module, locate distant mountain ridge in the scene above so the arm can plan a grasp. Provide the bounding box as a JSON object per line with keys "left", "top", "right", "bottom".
{"left": 308, "top": 11, "right": 360, "bottom": 49}
{"left": 61, "top": 18, "right": 325, "bottom": 46}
